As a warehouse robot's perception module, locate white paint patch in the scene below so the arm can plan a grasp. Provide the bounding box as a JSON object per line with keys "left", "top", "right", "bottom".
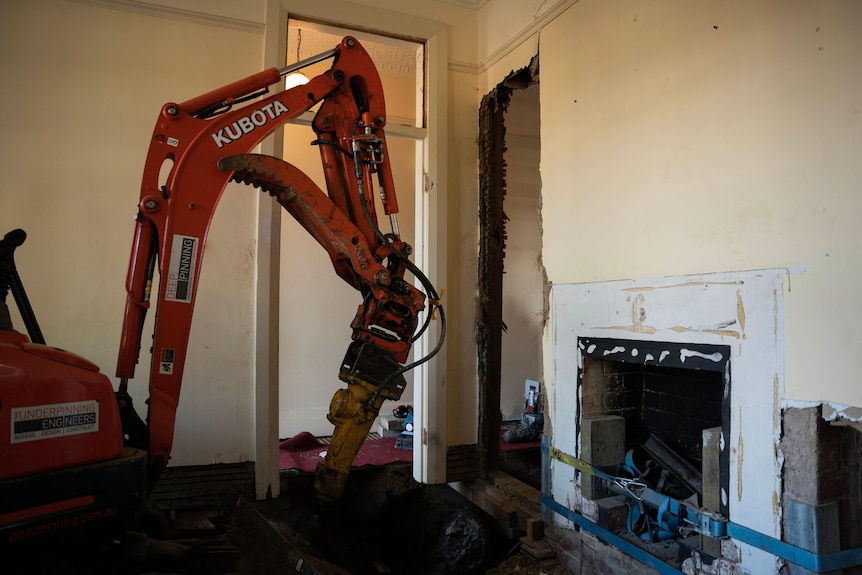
{"left": 822, "top": 402, "right": 862, "bottom": 423}
{"left": 586, "top": 344, "right": 596, "bottom": 354}
{"left": 680, "top": 349, "right": 724, "bottom": 363}
{"left": 720, "top": 432, "right": 725, "bottom": 451}
{"left": 659, "top": 350, "right": 670, "bottom": 362}
{"left": 602, "top": 346, "right": 625, "bottom": 356}
{"left": 631, "top": 348, "right": 639, "bottom": 357}
{"left": 782, "top": 399, "right": 862, "bottom": 425}
{"left": 721, "top": 488, "right": 728, "bottom": 507}
{"left": 645, "top": 353, "right": 655, "bottom": 362}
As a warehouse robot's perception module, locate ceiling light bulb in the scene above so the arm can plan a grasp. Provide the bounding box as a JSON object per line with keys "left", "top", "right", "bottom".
{"left": 284, "top": 73, "right": 310, "bottom": 90}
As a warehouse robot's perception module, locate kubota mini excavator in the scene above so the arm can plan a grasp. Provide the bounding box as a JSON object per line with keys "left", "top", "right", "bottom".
{"left": 0, "top": 36, "right": 444, "bottom": 551}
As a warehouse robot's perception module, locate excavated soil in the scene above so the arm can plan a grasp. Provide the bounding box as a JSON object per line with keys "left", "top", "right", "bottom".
{"left": 10, "top": 463, "right": 561, "bottom": 575}
{"left": 240, "top": 465, "right": 510, "bottom": 575}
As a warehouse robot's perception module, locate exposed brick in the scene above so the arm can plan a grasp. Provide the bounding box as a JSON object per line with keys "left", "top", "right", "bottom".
{"left": 818, "top": 469, "right": 850, "bottom": 501}
{"left": 817, "top": 440, "right": 843, "bottom": 470}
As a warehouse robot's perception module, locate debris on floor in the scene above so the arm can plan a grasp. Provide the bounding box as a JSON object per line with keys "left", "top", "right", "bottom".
{"left": 10, "top": 462, "right": 556, "bottom": 575}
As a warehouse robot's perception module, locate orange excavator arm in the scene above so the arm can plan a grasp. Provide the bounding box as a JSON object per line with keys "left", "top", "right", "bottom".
{"left": 115, "top": 37, "right": 444, "bottom": 499}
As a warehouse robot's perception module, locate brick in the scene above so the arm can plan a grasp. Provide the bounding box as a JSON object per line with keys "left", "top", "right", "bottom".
{"left": 817, "top": 440, "right": 843, "bottom": 470}
{"left": 819, "top": 469, "right": 850, "bottom": 501}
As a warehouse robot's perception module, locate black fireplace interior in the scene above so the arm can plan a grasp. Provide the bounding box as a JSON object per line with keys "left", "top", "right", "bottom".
{"left": 578, "top": 337, "right": 731, "bottom": 518}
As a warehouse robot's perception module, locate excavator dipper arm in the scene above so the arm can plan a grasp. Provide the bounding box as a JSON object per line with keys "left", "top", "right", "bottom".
{"left": 218, "top": 153, "right": 424, "bottom": 499}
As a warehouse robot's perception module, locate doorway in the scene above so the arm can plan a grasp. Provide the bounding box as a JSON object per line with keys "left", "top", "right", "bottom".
{"left": 255, "top": 1, "right": 449, "bottom": 498}
{"left": 477, "top": 57, "right": 543, "bottom": 480}
{"left": 277, "top": 19, "right": 425, "bottom": 441}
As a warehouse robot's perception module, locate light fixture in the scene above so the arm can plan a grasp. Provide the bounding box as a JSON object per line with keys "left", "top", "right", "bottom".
{"left": 284, "top": 28, "right": 310, "bottom": 90}
{"left": 284, "top": 73, "right": 309, "bottom": 90}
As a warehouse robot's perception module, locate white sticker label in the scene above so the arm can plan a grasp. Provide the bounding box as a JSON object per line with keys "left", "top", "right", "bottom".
{"left": 167, "top": 136, "right": 179, "bottom": 147}
{"left": 11, "top": 401, "right": 100, "bottom": 444}
{"left": 166, "top": 234, "right": 199, "bottom": 303}
{"left": 159, "top": 348, "right": 175, "bottom": 375}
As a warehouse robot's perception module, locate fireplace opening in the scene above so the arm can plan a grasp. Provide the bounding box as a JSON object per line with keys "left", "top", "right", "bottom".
{"left": 582, "top": 358, "right": 724, "bottom": 468}
{"left": 577, "top": 337, "right": 731, "bottom": 557}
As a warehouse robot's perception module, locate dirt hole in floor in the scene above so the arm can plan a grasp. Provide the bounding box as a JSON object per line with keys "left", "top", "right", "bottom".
{"left": 10, "top": 464, "right": 551, "bottom": 575}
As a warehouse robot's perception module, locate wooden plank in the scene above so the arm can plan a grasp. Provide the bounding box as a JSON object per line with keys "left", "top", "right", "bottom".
{"left": 487, "top": 469, "right": 541, "bottom": 513}
{"left": 456, "top": 480, "right": 519, "bottom": 532}
{"left": 150, "top": 462, "right": 254, "bottom": 510}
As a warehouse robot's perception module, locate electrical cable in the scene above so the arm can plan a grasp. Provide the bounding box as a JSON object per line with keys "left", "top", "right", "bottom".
{"left": 349, "top": 124, "right": 446, "bottom": 384}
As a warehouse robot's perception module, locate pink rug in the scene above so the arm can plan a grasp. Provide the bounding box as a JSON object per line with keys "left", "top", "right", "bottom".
{"left": 279, "top": 432, "right": 413, "bottom": 472}
{"left": 500, "top": 435, "right": 541, "bottom": 451}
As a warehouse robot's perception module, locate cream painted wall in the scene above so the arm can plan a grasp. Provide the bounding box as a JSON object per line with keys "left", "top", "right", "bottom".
{"left": 445, "top": 69, "right": 481, "bottom": 445}
{"left": 0, "top": 0, "right": 263, "bottom": 465}
{"left": 128, "top": 0, "right": 265, "bottom": 24}
{"left": 540, "top": 0, "right": 862, "bottom": 408}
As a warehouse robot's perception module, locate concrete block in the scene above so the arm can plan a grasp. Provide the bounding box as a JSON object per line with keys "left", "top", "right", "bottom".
{"left": 596, "top": 495, "right": 628, "bottom": 532}
{"left": 582, "top": 415, "right": 625, "bottom": 499}
{"left": 784, "top": 498, "right": 841, "bottom": 554}
{"left": 782, "top": 407, "right": 820, "bottom": 505}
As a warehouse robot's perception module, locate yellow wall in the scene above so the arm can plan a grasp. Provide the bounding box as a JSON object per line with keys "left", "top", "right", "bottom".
{"left": 0, "top": 0, "right": 263, "bottom": 464}
{"left": 540, "top": 1, "right": 862, "bottom": 407}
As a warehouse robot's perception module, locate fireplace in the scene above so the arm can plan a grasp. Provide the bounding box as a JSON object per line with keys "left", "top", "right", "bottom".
{"left": 578, "top": 337, "right": 730, "bottom": 519}
{"left": 546, "top": 269, "right": 787, "bottom": 574}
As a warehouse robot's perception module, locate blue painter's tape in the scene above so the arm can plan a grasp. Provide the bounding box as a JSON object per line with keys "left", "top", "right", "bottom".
{"left": 541, "top": 494, "right": 686, "bottom": 575}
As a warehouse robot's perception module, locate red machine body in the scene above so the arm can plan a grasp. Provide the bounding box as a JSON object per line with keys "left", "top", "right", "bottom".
{"left": 0, "top": 331, "right": 123, "bottom": 480}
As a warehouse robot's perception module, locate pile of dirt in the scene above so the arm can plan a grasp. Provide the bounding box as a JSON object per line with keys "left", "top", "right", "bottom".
{"left": 255, "top": 464, "right": 511, "bottom": 575}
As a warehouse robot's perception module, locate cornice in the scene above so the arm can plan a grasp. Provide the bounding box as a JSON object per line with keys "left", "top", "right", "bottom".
{"left": 70, "top": 0, "right": 580, "bottom": 77}
{"left": 69, "top": 0, "right": 264, "bottom": 33}
{"left": 477, "top": 0, "right": 578, "bottom": 75}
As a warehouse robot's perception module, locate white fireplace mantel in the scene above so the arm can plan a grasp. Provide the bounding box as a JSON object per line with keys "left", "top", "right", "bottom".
{"left": 544, "top": 268, "right": 786, "bottom": 574}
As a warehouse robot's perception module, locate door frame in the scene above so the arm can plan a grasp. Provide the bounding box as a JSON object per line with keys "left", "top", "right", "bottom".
{"left": 255, "top": 0, "right": 448, "bottom": 499}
